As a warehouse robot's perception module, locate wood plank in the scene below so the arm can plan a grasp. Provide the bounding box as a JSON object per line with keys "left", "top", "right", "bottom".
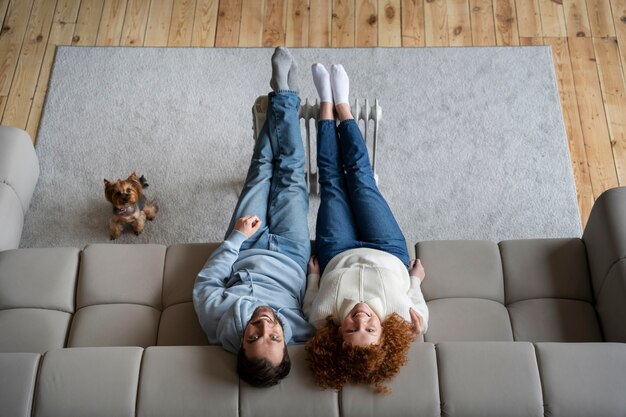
{"left": 494, "top": 0, "right": 519, "bottom": 45}
{"left": 2, "top": 0, "right": 56, "bottom": 129}
{"left": 611, "top": 0, "right": 626, "bottom": 82}
{"left": 519, "top": 36, "right": 543, "bottom": 45}
{"left": 424, "top": 0, "right": 448, "bottom": 46}
{"left": 588, "top": 0, "right": 615, "bottom": 37}
{"left": 539, "top": 0, "right": 566, "bottom": 37}
{"left": 545, "top": 37, "right": 594, "bottom": 227}
{"left": 378, "top": 0, "right": 401, "bottom": 46}
{"left": 215, "top": 0, "right": 242, "bottom": 46}
{"left": 121, "top": 0, "right": 151, "bottom": 46}
{"left": 145, "top": 0, "right": 174, "bottom": 46}
{"left": 401, "top": 0, "right": 425, "bottom": 46}
{"left": 0, "top": 0, "right": 10, "bottom": 24}
{"left": 191, "top": 0, "right": 218, "bottom": 46}
{"left": 309, "top": 0, "right": 331, "bottom": 46}
{"left": 0, "top": 96, "right": 6, "bottom": 122}
{"left": 73, "top": 0, "right": 105, "bottom": 46}
{"left": 515, "top": 0, "right": 542, "bottom": 38}
{"left": 285, "top": 0, "right": 309, "bottom": 47}
{"left": 168, "top": 0, "right": 195, "bottom": 46}
{"left": 356, "top": 0, "right": 377, "bottom": 47}
{"left": 332, "top": 0, "right": 355, "bottom": 47}
{"left": 0, "top": 0, "right": 34, "bottom": 96}
{"left": 27, "top": 0, "right": 82, "bottom": 141}
{"left": 239, "top": 0, "right": 264, "bottom": 46}
{"left": 569, "top": 36, "right": 619, "bottom": 197}
{"left": 564, "top": 0, "right": 592, "bottom": 37}
{"left": 469, "top": 0, "right": 495, "bottom": 46}
{"left": 594, "top": 37, "right": 626, "bottom": 185}
{"left": 96, "top": 0, "right": 128, "bottom": 45}
{"left": 262, "top": 0, "right": 286, "bottom": 46}
{"left": 447, "top": 0, "right": 471, "bottom": 46}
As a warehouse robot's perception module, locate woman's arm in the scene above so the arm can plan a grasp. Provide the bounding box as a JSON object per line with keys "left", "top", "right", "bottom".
{"left": 302, "top": 256, "right": 321, "bottom": 319}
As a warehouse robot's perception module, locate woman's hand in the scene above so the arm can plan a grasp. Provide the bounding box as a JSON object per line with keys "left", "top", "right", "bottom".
{"left": 410, "top": 259, "right": 425, "bottom": 282}
{"left": 234, "top": 215, "right": 261, "bottom": 238}
{"left": 308, "top": 256, "right": 320, "bottom": 275}
{"left": 409, "top": 308, "right": 424, "bottom": 337}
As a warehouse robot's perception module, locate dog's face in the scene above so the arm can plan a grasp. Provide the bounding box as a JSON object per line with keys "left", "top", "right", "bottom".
{"left": 104, "top": 173, "right": 143, "bottom": 209}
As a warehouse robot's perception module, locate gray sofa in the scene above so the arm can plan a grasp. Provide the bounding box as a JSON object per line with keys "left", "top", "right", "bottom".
{"left": 1, "top": 125, "right": 625, "bottom": 417}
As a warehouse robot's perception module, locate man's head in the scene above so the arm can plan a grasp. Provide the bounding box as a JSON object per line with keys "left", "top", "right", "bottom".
{"left": 237, "top": 306, "right": 291, "bottom": 387}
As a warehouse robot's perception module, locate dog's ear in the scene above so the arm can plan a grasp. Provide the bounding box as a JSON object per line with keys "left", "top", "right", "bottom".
{"left": 104, "top": 179, "right": 114, "bottom": 202}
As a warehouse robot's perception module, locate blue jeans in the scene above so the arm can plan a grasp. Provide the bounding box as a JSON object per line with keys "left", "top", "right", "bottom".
{"left": 315, "top": 118, "right": 409, "bottom": 272}
{"left": 225, "top": 91, "right": 310, "bottom": 272}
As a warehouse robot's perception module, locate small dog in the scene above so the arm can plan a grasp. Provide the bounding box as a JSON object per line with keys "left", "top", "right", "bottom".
{"left": 104, "top": 172, "right": 159, "bottom": 240}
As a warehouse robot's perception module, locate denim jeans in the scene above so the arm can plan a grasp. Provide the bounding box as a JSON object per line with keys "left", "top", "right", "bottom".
{"left": 315, "top": 118, "right": 410, "bottom": 272}
{"left": 225, "top": 91, "right": 310, "bottom": 272}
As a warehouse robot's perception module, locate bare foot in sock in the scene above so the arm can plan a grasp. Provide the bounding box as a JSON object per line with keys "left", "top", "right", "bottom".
{"left": 270, "top": 46, "right": 292, "bottom": 92}
{"left": 330, "top": 64, "right": 350, "bottom": 106}
{"left": 288, "top": 57, "right": 299, "bottom": 93}
{"left": 312, "top": 63, "right": 332, "bottom": 104}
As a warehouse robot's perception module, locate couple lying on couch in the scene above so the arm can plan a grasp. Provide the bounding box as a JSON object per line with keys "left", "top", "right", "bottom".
{"left": 192, "top": 47, "right": 429, "bottom": 393}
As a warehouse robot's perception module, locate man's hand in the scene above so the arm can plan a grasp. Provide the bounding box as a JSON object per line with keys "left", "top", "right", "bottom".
{"left": 308, "top": 256, "right": 320, "bottom": 275}
{"left": 234, "top": 215, "right": 261, "bottom": 238}
{"left": 409, "top": 308, "right": 424, "bottom": 337}
{"left": 410, "top": 259, "right": 426, "bottom": 282}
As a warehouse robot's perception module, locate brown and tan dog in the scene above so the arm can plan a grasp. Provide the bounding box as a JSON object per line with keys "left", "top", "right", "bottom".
{"left": 104, "top": 172, "right": 159, "bottom": 240}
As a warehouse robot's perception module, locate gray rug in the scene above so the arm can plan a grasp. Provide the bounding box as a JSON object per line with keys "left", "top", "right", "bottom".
{"left": 21, "top": 46, "right": 582, "bottom": 249}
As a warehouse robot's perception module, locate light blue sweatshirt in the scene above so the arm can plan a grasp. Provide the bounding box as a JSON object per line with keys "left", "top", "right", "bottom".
{"left": 193, "top": 230, "right": 314, "bottom": 354}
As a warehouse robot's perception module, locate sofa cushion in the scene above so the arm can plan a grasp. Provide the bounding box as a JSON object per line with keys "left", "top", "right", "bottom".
{"left": 437, "top": 342, "right": 543, "bottom": 417}
{"left": 536, "top": 343, "right": 626, "bottom": 417}
{"left": 35, "top": 347, "right": 143, "bottom": 417}
{"left": 158, "top": 243, "right": 218, "bottom": 345}
{"left": 595, "top": 258, "right": 626, "bottom": 342}
{"left": 137, "top": 346, "right": 238, "bottom": 417}
{"left": 68, "top": 304, "right": 160, "bottom": 347}
{"left": 0, "top": 353, "right": 40, "bottom": 417}
{"left": 0, "top": 185, "right": 24, "bottom": 251}
{"left": 424, "top": 298, "right": 513, "bottom": 342}
{"left": 69, "top": 244, "right": 166, "bottom": 347}
{"left": 508, "top": 299, "right": 602, "bottom": 342}
{"left": 0, "top": 309, "right": 72, "bottom": 353}
{"left": 0, "top": 247, "right": 79, "bottom": 312}
{"left": 417, "top": 241, "right": 514, "bottom": 342}
{"left": 341, "top": 343, "right": 440, "bottom": 417}
{"left": 500, "top": 239, "right": 602, "bottom": 342}
{"left": 0, "top": 247, "right": 79, "bottom": 353}
{"left": 239, "top": 344, "right": 339, "bottom": 417}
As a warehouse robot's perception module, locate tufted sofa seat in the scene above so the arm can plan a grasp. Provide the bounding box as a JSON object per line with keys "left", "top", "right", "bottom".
{"left": 1, "top": 126, "right": 626, "bottom": 417}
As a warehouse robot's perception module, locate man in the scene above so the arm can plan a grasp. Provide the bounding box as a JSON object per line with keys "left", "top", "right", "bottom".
{"left": 193, "top": 47, "right": 313, "bottom": 387}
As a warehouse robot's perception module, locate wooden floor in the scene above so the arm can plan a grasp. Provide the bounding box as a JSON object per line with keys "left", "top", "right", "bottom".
{"left": 1, "top": 0, "right": 625, "bottom": 227}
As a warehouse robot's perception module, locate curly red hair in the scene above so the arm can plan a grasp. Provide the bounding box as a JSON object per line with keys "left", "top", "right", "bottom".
{"left": 305, "top": 313, "right": 415, "bottom": 394}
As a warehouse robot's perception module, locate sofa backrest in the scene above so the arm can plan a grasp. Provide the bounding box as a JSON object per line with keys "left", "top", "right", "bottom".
{"left": 0, "top": 237, "right": 603, "bottom": 354}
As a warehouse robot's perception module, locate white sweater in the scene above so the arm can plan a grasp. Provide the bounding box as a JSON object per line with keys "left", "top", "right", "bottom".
{"left": 303, "top": 248, "right": 429, "bottom": 333}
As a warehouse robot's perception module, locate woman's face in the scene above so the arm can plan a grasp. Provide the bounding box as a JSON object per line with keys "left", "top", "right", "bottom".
{"left": 339, "top": 303, "right": 382, "bottom": 346}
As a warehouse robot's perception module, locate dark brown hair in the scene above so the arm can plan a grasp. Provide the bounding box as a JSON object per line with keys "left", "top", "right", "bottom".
{"left": 305, "top": 313, "right": 415, "bottom": 394}
{"left": 237, "top": 345, "right": 291, "bottom": 387}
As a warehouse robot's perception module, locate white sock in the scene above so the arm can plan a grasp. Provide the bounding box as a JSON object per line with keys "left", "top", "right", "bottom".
{"left": 311, "top": 63, "right": 332, "bottom": 103}
{"left": 330, "top": 64, "right": 349, "bottom": 106}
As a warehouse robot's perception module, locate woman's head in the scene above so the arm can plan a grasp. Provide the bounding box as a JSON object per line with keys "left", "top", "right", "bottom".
{"left": 338, "top": 302, "right": 382, "bottom": 346}
{"left": 306, "top": 313, "right": 415, "bottom": 394}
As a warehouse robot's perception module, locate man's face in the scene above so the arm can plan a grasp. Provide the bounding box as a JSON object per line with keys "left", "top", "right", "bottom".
{"left": 242, "top": 306, "right": 285, "bottom": 366}
{"left": 339, "top": 302, "right": 382, "bottom": 347}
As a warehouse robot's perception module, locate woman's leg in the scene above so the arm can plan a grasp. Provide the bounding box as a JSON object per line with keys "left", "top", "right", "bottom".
{"left": 331, "top": 65, "right": 410, "bottom": 268}
{"left": 312, "top": 64, "right": 359, "bottom": 272}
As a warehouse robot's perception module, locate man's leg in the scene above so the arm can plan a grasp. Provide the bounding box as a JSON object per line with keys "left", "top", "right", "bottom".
{"left": 332, "top": 64, "right": 410, "bottom": 268}
{"left": 311, "top": 63, "right": 359, "bottom": 272}
{"left": 223, "top": 117, "right": 273, "bottom": 250}
{"left": 264, "top": 48, "right": 311, "bottom": 272}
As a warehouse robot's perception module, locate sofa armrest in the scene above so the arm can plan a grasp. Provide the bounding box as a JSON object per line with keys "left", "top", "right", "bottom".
{"left": 0, "top": 126, "right": 39, "bottom": 251}
{"left": 582, "top": 186, "right": 626, "bottom": 341}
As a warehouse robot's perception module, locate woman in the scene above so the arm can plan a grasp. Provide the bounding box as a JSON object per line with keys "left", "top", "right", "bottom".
{"left": 303, "top": 63, "right": 429, "bottom": 394}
